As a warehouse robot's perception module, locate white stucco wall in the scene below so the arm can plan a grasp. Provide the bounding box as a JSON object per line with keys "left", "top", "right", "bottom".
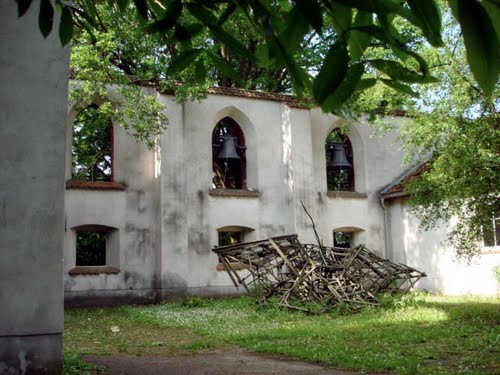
{"left": 1, "top": 1, "right": 69, "bottom": 372}
{"left": 63, "top": 89, "right": 430, "bottom": 302}
{"left": 386, "top": 198, "right": 500, "bottom": 295}
{"left": 64, "top": 106, "right": 159, "bottom": 304}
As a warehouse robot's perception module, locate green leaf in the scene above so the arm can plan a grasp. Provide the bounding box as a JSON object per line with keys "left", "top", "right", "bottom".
{"left": 381, "top": 79, "right": 419, "bottom": 97}
{"left": 313, "top": 42, "right": 349, "bottom": 104}
{"left": 187, "top": 3, "right": 217, "bottom": 26}
{"left": 321, "top": 63, "right": 364, "bottom": 112}
{"left": 39, "top": 0, "right": 54, "bottom": 39}
{"left": 217, "top": 3, "right": 236, "bottom": 26}
{"left": 356, "top": 78, "right": 377, "bottom": 91}
{"left": 369, "top": 59, "right": 434, "bottom": 83}
{"left": 147, "top": 0, "right": 182, "bottom": 33}
{"left": 329, "top": 3, "right": 352, "bottom": 33}
{"left": 351, "top": 25, "right": 389, "bottom": 43}
{"left": 133, "top": 0, "right": 148, "bottom": 19}
{"left": 255, "top": 44, "right": 273, "bottom": 68}
{"left": 454, "top": 0, "right": 499, "bottom": 96}
{"left": 59, "top": 6, "right": 73, "bottom": 46}
{"left": 82, "top": 0, "right": 98, "bottom": 21}
{"left": 194, "top": 59, "right": 207, "bottom": 84}
{"left": 209, "top": 26, "right": 256, "bottom": 62}
{"left": 166, "top": 49, "right": 203, "bottom": 76}
{"left": 408, "top": 0, "right": 443, "bottom": 47}
{"left": 348, "top": 11, "right": 372, "bottom": 60}
{"left": 280, "top": 8, "right": 310, "bottom": 51}
{"left": 173, "top": 23, "right": 204, "bottom": 42}
{"left": 207, "top": 53, "right": 239, "bottom": 81}
{"left": 268, "top": 35, "right": 311, "bottom": 94}
{"left": 116, "top": 0, "right": 129, "bottom": 13}
{"left": 482, "top": 1, "right": 500, "bottom": 40}
{"left": 16, "top": 0, "right": 33, "bottom": 17}
{"left": 296, "top": 0, "right": 323, "bottom": 32}
{"left": 333, "top": 0, "right": 415, "bottom": 23}
{"left": 278, "top": 0, "right": 292, "bottom": 12}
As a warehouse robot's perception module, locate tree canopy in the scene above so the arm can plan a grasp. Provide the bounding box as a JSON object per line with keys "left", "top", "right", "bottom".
{"left": 398, "top": 6, "right": 499, "bottom": 259}
{"left": 18, "top": 0, "right": 499, "bottom": 110}
{"left": 16, "top": 0, "right": 500, "bottom": 258}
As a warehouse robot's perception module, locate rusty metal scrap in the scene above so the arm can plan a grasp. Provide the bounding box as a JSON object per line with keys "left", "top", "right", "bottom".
{"left": 212, "top": 234, "right": 426, "bottom": 313}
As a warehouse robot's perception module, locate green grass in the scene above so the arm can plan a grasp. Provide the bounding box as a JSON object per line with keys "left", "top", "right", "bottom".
{"left": 64, "top": 293, "right": 500, "bottom": 374}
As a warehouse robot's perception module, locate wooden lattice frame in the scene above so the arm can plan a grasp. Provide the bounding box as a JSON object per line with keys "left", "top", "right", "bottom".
{"left": 213, "top": 234, "right": 426, "bottom": 312}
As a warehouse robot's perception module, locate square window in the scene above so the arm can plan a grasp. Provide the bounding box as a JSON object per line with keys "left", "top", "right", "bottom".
{"left": 76, "top": 231, "right": 107, "bottom": 266}
{"left": 333, "top": 231, "right": 352, "bottom": 249}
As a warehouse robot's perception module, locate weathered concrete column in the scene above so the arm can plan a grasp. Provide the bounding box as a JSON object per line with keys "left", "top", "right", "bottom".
{"left": 0, "top": 1, "right": 69, "bottom": 373}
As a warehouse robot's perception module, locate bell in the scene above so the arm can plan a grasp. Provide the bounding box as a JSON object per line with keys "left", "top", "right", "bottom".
{"left": 215, "top": 136, "right": 241, "bottom": 160}
{"left": 328, "top": 143, "right": 352, "bottom": 168}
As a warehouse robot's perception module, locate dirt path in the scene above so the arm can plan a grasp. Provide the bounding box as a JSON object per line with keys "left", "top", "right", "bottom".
{"left": 85, "top": 349, "right": 381, "bottom": 375}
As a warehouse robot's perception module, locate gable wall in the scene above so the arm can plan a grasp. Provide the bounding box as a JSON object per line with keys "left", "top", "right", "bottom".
{"left": 386, "top": 198, "right": 500, "bottom": 295}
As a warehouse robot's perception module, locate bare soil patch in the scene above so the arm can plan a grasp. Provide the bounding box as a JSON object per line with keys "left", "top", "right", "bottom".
{"left": 85, "top": 349, "right": 382, "bottom": 375}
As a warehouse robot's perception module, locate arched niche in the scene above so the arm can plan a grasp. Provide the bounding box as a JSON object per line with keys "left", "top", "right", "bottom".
{"left": 212, "top": 106, "right": 258, "bottom": 190}
{"left": 322, "top": 121, "right": 366, "bottom": 193}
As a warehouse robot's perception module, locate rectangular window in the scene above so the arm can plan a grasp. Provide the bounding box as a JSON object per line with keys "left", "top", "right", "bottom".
{"left": 76, "top": 231, "right": 107, "bottom": 266}
{"left": 72, "top": 104, "right": 113, "bottom": 182}
{"left": 218, "top": 231, "right": 242, "bottom": 247}
{"left": 333, "top": 231, "right": 352, "bottom": 249}
{"left": 483, "top": 214, "right": 499, "bottom": 248}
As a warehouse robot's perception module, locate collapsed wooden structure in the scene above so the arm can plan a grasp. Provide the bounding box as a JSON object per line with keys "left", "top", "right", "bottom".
{"left": 213, "top": 234, "right": 426, "bottom": 312}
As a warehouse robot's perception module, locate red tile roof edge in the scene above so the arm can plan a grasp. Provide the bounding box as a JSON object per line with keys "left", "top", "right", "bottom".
{"left": 380, "top": 163, "right": 429, "bottom": 199}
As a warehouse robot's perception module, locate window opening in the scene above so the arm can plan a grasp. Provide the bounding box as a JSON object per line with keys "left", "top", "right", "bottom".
{"left": 212, "top": 117, "right": 246, "bottom": 189}
{"left": 333, "top": 231, "right": 352, "bottom": 249}
{"left": 483, "top": 213, "right": 499, "bottom": 248}
{"left": 76, "top": 231, "right": 107, "bottom": 266}
{"left": 72, "top": 104, "right": 113, "bottom": 182}
{"left": 326, "top": 129, "right": 354, "bottom": 191}
{"left": 218, "top": 231, "right": 243, "bottom": 247}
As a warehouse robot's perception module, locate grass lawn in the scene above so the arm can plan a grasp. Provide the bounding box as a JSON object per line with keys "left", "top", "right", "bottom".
{"left": 64, "top": 293, "right": 499, "bottom": 374}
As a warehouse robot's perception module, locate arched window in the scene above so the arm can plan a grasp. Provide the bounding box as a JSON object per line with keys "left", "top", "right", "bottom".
{"left": 325, "top": 129, "right": 354, "bottom": 191}
{"left": 212, "top": 117, "right": 246, "bottom": 189}
{"left": 72, "top": 104, "right": 113, "bottom": 182}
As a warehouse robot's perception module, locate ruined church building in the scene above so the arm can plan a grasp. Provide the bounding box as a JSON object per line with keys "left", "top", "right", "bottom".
{"left": 64, "top": 87, "right": 499, "bottom": 305}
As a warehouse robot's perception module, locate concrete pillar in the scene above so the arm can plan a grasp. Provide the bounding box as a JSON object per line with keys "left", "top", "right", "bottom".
{"left": 0, "top": 1, "right": 69, "bottom": 373}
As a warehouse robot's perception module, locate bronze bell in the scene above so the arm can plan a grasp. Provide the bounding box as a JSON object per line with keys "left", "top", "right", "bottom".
{"left": 215, "top": 136, "right": 241, "bottom": 160}
{"left": 328, "top": 143, "right": 352, "bottom": 168}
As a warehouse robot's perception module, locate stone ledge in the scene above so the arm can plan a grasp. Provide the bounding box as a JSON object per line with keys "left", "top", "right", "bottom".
{"left": 209, "top": 189, "right": 260, "bottom": 198}
{"left": 66, "top": 180, "right": 126, "bottom": 191}
{"left": 326, "top": 191, "right": 368, "bottom": 199}
{"left": 68, "top": 266, "right": 120, "bottom": 276}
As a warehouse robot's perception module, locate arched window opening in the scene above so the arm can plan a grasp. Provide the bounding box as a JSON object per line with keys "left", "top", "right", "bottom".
{"left": 325, "top": 129, "right": 354, "bottom": 191}
{"left": 72, "top": 104, "right": 113, "bottom": 182}
{"left": 212, "top": 117, "right": 246, "bottom": 189}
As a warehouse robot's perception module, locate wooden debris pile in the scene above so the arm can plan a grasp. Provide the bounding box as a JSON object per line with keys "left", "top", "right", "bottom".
{"left": 212, "top": 234, "right": 426, "bottom": 312}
